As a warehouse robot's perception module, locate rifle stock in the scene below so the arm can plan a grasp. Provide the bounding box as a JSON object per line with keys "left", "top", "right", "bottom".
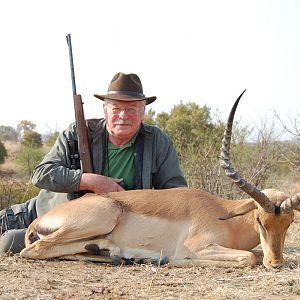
{"left": 66, "top": 34, "right": 93, "bottom": 173}
{"left": 73, "top": 95, "right": 93, "bottom": 173}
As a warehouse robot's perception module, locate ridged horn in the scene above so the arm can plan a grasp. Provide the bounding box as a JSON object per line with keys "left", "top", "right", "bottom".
{"left": 220, "top": 90, "right": 274, "bottom": 213}
{"left": 280, "top": 193, "right": 300, "bottom": 213}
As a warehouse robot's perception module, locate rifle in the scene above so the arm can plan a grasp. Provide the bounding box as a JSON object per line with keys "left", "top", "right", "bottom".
{"left": 66, "top": 34, "right": 93, "bottom": 173}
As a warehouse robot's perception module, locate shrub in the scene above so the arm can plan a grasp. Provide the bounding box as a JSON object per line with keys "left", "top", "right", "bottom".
{"left": 0, "top": 141, "right": 8, "bottom": 164}
{"left": 21, "top": 131, "right": 43, "bottom": 148}
{"left": 16, "top": 146, "right": 45, "bottom": 177}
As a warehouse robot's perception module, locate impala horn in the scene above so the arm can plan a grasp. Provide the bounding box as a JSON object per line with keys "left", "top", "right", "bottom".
{"left": 280, "top": 192, "right": 300, "bottom": 213}
{"left": 220, "top": 90, "right": 274, "bottom": 212}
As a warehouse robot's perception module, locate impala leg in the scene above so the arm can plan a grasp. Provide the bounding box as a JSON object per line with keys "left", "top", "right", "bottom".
{"left": 20, "top": 232, "right": 120, "bottom": 260}
{"left": 171, "top": 244, "right": 256, "bottom": 268}
{"left": 21, "top": 197, "right": 123, "bottom": 260}
{"left": 59, "top": 253, "right": 114, "bottom": 263}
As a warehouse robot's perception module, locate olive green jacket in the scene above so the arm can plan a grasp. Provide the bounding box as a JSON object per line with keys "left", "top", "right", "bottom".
{"left": 32, "top": 119, "right": 187, "bottom": 216}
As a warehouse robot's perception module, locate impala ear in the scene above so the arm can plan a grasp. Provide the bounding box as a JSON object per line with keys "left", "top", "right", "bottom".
{"left": 219, "top": 199, "right": 258, "bottom": 220}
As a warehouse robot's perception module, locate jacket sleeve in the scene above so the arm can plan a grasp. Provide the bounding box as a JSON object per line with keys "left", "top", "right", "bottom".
{"left": 31, "top": 123, "right": 82, "bottom": 193}
{"left": 152, "top": 129, "right": 188, "bottom": 189}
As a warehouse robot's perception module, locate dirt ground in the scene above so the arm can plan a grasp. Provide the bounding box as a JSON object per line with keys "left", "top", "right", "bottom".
{"left": 0, "top": 250, "right": 300, "bottom": 300}
{"left": 1, "top": 223, "right": 300, "bottom": 300}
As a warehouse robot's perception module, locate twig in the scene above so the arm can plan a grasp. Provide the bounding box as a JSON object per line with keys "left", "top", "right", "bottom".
{"left": 148, "top": 250, "right": 163, "bottom": 291}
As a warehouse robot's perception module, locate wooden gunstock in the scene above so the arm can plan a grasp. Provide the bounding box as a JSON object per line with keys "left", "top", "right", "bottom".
{"left": 74, "top": 94, "right": 93, "bottom": 173}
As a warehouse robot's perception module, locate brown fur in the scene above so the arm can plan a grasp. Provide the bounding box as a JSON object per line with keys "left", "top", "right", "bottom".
{"left": 107, "top": 187, "right": 229, "bottom": 219}
{"left": 20, "top": 187, "right": 295, "bottom": 269}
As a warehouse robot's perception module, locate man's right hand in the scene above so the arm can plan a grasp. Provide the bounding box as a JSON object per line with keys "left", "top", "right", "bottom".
{"left": 79, "top": 173, "right": 125, "bottom": 193}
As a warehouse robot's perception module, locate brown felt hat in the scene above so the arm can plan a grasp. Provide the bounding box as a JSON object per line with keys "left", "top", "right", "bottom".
{"left": 94, "top": 72, "right": 157, "bottom": 105}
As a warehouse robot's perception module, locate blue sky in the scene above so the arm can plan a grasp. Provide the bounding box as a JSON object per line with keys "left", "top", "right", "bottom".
{"left": 1, "top": 0, "right": 299, "bottom": 134}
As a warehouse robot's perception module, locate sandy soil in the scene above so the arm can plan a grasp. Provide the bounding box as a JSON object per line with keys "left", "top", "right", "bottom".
{"left": 1, "top": 251, "right": 300, "bottom": 300}
{"left": 1, "top": 223, "right": 300, "bottom": 300}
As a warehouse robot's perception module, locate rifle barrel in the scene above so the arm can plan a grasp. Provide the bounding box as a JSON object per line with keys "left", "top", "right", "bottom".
{"left": 66, "top": 34, "right": 77, "bottom": 95}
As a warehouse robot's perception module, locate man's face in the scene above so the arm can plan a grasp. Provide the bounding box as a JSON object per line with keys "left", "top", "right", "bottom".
{"left": 104, "top": 99, "right": 146, "bottom": 140}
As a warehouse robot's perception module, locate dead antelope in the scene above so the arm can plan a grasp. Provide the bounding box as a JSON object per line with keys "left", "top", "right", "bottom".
{"left": 20, "top": 91, "right": 300, "bottom": 268}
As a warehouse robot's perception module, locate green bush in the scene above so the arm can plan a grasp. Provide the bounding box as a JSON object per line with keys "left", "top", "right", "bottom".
{"left": 0, "top": 141, "right": 8, "bottom": 164}
{"left": 21, "top": 131, "right": 43, "bottom": 148}
{"left": 16, "top": 146, "right": 45, "bottom": 177}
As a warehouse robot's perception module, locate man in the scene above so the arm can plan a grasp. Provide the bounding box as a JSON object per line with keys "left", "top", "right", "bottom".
{"left": 0, "top": 72, "right": 187, "bottom": 254}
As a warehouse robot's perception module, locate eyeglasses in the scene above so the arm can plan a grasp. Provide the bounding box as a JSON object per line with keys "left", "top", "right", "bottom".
{"left": 108, "top": 105, "right": 144, "bottom": 116}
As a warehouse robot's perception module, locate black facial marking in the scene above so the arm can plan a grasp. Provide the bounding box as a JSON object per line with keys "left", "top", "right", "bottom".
{"left": 274, "top": 205, "right": 281, "bottom": 215}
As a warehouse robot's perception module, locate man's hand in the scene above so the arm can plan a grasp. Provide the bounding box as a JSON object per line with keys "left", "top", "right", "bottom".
{"left": 79, "top": 173, "right": 125, "bottom": 193}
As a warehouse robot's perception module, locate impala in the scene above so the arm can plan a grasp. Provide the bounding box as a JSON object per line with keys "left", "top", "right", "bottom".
{"left": 20, "top": 91, "right": 300, "bottom": 268}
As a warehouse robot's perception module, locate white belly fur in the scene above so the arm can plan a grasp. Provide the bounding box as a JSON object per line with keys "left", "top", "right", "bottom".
{"left": 107, "top": 212, "right": 192, "bottom": 260}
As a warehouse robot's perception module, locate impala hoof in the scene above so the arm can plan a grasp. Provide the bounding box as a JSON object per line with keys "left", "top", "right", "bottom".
{"left": 111, "top": 255, "right": 122, "bottom": 265}
{"left": 122, "top": 257, "right": 135, "bottom": 265}
{"left": 151, "top": 256, "right": 169, "bottom": 266}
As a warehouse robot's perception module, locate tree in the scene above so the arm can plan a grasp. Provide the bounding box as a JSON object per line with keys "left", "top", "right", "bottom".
{"left": 153, "top": 101, "right": 224, "bottom": 154}
{"left": 144, "top": 102, "right": 225, "bottom": 191}
{"left": 17, "top": 120, "right": 36, "bottom": 133}
{"left": 143, "top": 108, "right": 156, "bottom": 125}
{"left": 0, "top": 125, "right": 20, "bottom": 142}
{"left": 275, "top": 111, "right": 300, "bottom": 172}
{"left": 0, "top": 141, "right": 7, "bottom": 164}
{"left": 16, "top": 147, "right": 45, "bottom": 177}
{"left": 21, "top": 131, "right": 43, "bottom": 148}
{"left": 155, "top": 112, "right": 169, "bottom": 131}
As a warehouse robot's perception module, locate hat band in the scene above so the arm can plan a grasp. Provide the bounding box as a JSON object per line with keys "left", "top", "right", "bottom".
{"left": 108, "top": 91, "right": 145, "bottom": 98}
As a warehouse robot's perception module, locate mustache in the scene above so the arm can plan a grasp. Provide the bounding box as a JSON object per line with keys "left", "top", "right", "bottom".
{"left": 113, "top": 120, "right": 132, "bottom": 125}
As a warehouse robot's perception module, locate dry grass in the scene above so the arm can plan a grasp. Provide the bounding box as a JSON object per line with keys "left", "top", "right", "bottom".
{"left": 0, "top": 142, "right": 40, "bottom": 208}
{"left": 277, "top": 172, "right": 300, "bottom": 195}
{"left": 1, "top": 141, "right": 21, "bottom": 174}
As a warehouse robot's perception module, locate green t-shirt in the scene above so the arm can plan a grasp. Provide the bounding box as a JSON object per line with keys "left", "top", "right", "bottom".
{"left": 103, "top": 133, "right": 138, "bottom": 190}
